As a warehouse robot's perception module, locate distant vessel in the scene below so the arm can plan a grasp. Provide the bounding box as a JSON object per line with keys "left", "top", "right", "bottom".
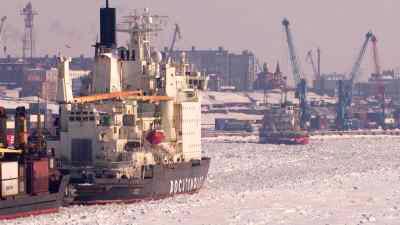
{"left": 48, "top": 1, "right": 210, "bottom": 204}
{"left": 259, "top": 103, "right": 309, "bottom": 145}
{"left": 0, "top": 107, "right": 69, "bottom": 220}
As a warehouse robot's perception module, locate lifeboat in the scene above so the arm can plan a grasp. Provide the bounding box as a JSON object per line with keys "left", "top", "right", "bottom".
{"left": 146, "top": 130, "right": 166, "bottom": 145}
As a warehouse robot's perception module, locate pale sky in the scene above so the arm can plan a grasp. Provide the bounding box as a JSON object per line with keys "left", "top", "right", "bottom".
{"left": 2, "top": 0, "right": 400, "bottom": 81}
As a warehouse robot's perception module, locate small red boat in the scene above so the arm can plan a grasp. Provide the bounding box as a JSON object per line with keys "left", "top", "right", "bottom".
{"left": 260, "top": 104, "right": 310, "bottom": 145}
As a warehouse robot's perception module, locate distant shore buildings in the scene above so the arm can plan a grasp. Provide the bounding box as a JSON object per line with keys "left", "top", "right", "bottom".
{"left": 169, "top": 46, "right": 256, "bottom": 91}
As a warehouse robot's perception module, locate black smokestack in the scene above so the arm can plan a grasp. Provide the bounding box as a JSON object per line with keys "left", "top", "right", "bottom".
{"left": 100, "top": 0, "right": 116, "bottom": 49}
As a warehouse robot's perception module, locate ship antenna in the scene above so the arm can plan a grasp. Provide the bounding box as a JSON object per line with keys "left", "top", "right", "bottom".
{"left": 106, "top": 0, "right": 109, "bottom": 8}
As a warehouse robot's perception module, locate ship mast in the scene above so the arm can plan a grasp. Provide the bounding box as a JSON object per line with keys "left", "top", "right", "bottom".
{"left": 118, "top": 9, "right": 167, "bottom": 63}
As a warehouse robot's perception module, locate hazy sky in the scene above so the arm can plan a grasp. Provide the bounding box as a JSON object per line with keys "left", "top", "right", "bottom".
{"left": 2, "top": 0, "right": 400, "bottom": 80}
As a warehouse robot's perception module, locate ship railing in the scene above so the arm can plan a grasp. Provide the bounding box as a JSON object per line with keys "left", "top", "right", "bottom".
{"left": 61, "top": 161, "right": 95, "bottom": 169}
{"left": 105, "top": 161, "right": 135, "bottom": 169}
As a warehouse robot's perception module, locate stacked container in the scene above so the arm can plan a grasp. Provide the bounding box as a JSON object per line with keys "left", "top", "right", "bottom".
{"left": 0, "top": 161, "right": 19, "bottom": 198}
{"left": 19, "top": 163, "right": 26, "bottom": 194}
{"left": 0, "top": 107, "right": 7, "bottom": 147}
{"left": 27, "top": 159, "right": 49, "bottom": 195}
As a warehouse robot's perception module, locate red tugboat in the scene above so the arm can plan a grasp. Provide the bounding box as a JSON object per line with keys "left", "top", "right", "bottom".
{"left": 0, "top": 107, "right": 69, "bottom": 220}
{"left": 259, "top": 103, "right": 310, "bottom": 145}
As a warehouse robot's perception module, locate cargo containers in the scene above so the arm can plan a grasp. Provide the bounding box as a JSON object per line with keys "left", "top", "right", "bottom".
{"left": 18, "top": 164, "right": 25, "bottom": 194}
{"left": 0, "top": 162, "right": 19, "bottom": 197}
{"left": 310, "top": 116, "right": 329, "bottom": 131}
{"left": 215, "top": 118, "right": 253, "bottom": 132}
{"left": 26, "top": 159, "right": 49, "bottom": 195}
{"left": 1, "top": 180, "right": 18, "bottom": 197}
{"left": 215, "top": 118, "right": 228, "bottom": 130}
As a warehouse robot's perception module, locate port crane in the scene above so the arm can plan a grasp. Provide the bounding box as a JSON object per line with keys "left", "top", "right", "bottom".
{"left": 371, "top": 34, "right": 386, "bottom": 128}
{"left": 306, "top": 48, "right": 324, "bottom": 94}
{"left": 282, "top": 18, "right": 309, "bottom": 129}
{"left": 306, "top": 50, "right": 318, "bottom": 78}
{"left": 306, "top": 48, "right": 321, "bottom": 80}
{"left": 336, "top": 32, "right": 373, "bottom": 130}
{"left": 0, "top": 16, "right": 7, "bottom": 56}
{"left": 371, "top": 35, "right": 381, "bottom": 77}
{"left": 166, "top": 23, "right": 182, "bottom": 62}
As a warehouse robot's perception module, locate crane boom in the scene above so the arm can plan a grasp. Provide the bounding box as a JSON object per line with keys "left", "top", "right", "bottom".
{"left": 336, "top": 32, "right": 373, "bottom": 130}
{"left": 0, "top": 16, "right": 6, "bottom": 34}
{"left": 371, "top": 34, "right": 386, "bottom": 127}
{"left": 371, "top": 35, "right": 381, "bottom": 76}
{"left": 0, "top": 16, "right": 7, "bottom": 54}
{"left": 167, "top": 24, "right": 182, "bottom": 59}
{"left": 349, "top": 32, "right": 373, "bottom": 83}
{"left": 306, "top": 50, "right": 318, "bottom": 79}
{"left": 282, "top": 18, "right": 309, "bottom": 129}
{"left": 282, "top": 18, "right": 303, "bottom": 86}
{"left": 317, "top": 48, "right": 321, "bottom": 79}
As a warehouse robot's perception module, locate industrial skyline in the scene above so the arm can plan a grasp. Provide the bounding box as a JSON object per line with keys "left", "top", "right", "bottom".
{"left": 1, "top": 2, "right": 400, "bottom": 222}
{"left": 1, "top": 0, "right": 400, "bottom": 80}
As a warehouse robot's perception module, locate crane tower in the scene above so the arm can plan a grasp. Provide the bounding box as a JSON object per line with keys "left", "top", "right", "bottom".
{"left": 371, "top": 34, "right": 386, "bottom": 128}
{"left": 336, "top": 32, "right": 373, "bottom": 130}
{"left": 282, "top": 18, "right": 309, "bottom": 129}
{"left": 21, "top": 2, "right": 38, "bottom": 61}
{"left": 371, "top": 35, "right": 381, "bottom": 76}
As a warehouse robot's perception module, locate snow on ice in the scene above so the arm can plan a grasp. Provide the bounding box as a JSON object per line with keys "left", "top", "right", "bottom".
{"left": 3, "top": 136, "right": 400, "bottom": 225}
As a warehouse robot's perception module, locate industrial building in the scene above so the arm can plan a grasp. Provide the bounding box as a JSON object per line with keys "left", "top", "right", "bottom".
{"left": 170, "top": 47, "right": 256, "bottom": 91}
{"left": 19, "top": 67, "right": 90, "bottom": 100}
{"left": 21, "top": 67, "right": 58, "bottom": 100}
{"left": 0, "top": 56, "right": 92, "bottom": 100}
{"left": 253, "top": 63, "right": 285, "bottom": 90}
{"left": 313, "top": 73, "right": 347, "bottom": 96}
{"left": 0, "top": 61, "right": 27, "bottom": 87}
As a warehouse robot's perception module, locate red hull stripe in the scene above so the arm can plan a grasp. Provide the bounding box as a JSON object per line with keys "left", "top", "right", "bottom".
{"left": 0, "top": 208, "right": 59, "bottom": 220}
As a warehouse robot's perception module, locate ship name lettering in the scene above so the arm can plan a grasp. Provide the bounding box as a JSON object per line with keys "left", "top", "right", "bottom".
{"left": 169, "top": 176, "right": 206, "bottom": 194}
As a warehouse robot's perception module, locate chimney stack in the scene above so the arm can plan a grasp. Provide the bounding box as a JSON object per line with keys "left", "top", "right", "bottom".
{"left": 100, "top": 0, "right": 116, "bottom": 49}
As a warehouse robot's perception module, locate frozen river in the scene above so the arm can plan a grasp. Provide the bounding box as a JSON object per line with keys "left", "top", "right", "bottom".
{"left": 3, "top": 136, "right": 400, "bottom": 225}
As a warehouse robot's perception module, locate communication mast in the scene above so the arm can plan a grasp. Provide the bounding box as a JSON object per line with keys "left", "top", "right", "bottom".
{"left": 21, "top": 2, "right": 38, "bottom": 62}
{"left": 118, "top": 8, "right": 168, "bottom": 62}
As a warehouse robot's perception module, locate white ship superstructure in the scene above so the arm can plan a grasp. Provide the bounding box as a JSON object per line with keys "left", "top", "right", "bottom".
{"left": 48, "top": 5, "right": 208, "bottom": 182}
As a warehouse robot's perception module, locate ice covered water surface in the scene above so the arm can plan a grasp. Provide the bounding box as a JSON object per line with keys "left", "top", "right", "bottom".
{"left": 3, "top": 137, "right": 400, "bottom": 225}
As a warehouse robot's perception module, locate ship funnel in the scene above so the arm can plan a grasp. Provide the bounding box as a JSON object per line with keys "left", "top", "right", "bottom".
{"left": 0, "top": 107, "right": 8, "bottom": 148}
{"left": 15, "top": 107, "right": 28, "bottom": 150}
{"left": 100, "top": 0, "right": 116, "bottom": 49}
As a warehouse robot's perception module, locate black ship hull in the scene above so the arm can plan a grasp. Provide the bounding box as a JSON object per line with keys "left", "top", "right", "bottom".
{"left": 0, "top": 176, "right": 69, "bottom": 220}
{"left": 71, "top": 157, "right": 211, "bottom": 205}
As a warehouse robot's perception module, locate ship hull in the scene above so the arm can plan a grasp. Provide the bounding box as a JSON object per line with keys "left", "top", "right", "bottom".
{"left": 260, "top": 133, "right": 310, "bottom": 145}
{"left": 71, "top": 157, "right": 211, "bottom": 205}
{"left": 0, "top": 176, "right": 69, "bottom": 220}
